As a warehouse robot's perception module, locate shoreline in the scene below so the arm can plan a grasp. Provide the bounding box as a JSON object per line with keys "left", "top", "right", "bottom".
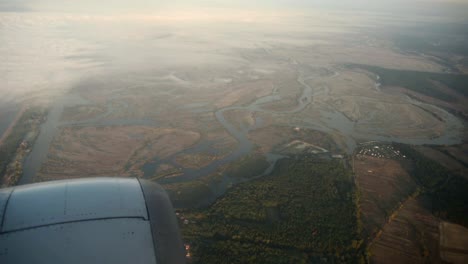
{"left": 0, "top": 105, "right": 26, "bottom": 147}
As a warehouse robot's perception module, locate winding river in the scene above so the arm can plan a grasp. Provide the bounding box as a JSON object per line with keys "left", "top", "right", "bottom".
{"left": 19, "top": 65, "right": 463, "bottom": 194}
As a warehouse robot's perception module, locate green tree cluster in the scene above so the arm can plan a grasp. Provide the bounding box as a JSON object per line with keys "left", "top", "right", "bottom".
{"left": 182, "top": 157, "right": 364, "bottom": 263}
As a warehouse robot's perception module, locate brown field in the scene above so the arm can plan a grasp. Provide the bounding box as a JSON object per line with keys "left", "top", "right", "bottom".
{"left": 354, "top": 155, "right": 417, "bottom": 239}
{"left": 369, "top": 196, "right": 441, "bottom": 264}
{"left": 439, "top": 221, "right": 468, "bottom": 264}
{"left": 355, "top": 148, "right": 468, "bottom": 264}
{"left": 37, "top": 126, "right": 200, "bottom": 181}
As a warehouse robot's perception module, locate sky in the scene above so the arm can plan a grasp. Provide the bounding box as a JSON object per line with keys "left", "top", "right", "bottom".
{"left": 1, "top": 0, "right": 467, "bottom": 104}
{"left": 1, "top": 0, "right": 468, "bottom": 16}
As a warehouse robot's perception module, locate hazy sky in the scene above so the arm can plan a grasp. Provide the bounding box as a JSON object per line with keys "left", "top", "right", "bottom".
{"left": 1, "top": 0, "right": 467, "bottom": 104}
{"left": 1, "top": 0, "right": 468, "bottom": 16}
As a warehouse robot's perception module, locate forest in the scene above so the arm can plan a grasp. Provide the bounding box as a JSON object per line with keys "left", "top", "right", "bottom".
{"left": 181, "top": 156, "right": 364, "bottom": 263}
{"left": 394, "top": 22, "right": 468, "bottom": 57}
{"left": 223, "top": 153, "right": 270, "bottom": 179}
{"left": 394, "top": 143, "right": 468, "bottom": 227}
{"left": 354, "top": 65, "right": 468, "bottom": 102}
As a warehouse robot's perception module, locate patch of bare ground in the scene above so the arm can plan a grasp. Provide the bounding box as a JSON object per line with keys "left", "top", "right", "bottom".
{"left": 413, "top": 146, "right": 468, "bottom": 180}
{"left": 222, "top": 109, "right": 255, "bottom": 131}
{"left": 155, "top": 163, "right": 176, "bottom": 175}
{"left": 261, "top": 97, "right": 299, "bottom": 112}
{"left": 214, "top": 79, "right": 274, "bottom": 109}
{"left": 124, "top": 129, "right": 201, "bottom": 177}
{"left": 248, "top": 125, "right": 338, "bottom": 154}
{"left": 175, "top": 153, "right": 221, "bottom": 170}
{"left": 439, "top": 222, "right": 468, "bottom": 264}
{"left": 369, "top": 196, "right": 441, "bottom": 264}
{"left": 276, "top": 43, "right": 445, "bottom": 72}
{"left": 37, "top": 126, "right": 200, "bottom": 181}
{"left": 303, "top": 70, "right": 449, "bottom": 140}
{"left": 161, "top": 111, "right": 221, "bottom": 133}
{"left": 202, "top": 128, "right": 237, "bottom": 156}
{"left": 60, "top": 105, "right": 106, "bottom": 122}
{"left": 385, "top": 85, "right": 468, "bottom": 120}
{"left": 354, "top": 155, "right": 417, "bottom": 240}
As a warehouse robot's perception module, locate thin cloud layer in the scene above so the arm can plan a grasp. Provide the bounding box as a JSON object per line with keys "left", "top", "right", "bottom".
{"left": 1, "top": 0, "right": 468, "bottom": 17}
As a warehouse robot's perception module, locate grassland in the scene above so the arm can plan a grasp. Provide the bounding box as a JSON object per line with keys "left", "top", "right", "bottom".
{"left": 38, "top": 126, "right": 200, "bottom": 181}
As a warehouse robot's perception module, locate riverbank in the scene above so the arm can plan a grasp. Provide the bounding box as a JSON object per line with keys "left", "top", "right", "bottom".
{"left": 0, "top": 107, "right": 47, "bottom": 186}
{"left": 0, "top": 104, "right": 22, "bottom": 147}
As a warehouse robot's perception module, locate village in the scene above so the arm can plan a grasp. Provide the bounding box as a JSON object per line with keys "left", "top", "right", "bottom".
{"left": 356, "top": 142, "right": 406, "bottom": 159}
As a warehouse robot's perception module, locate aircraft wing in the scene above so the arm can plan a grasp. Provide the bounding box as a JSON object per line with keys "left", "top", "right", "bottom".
{"left": 0, "top": 177, "right": 185, "bottom": 264}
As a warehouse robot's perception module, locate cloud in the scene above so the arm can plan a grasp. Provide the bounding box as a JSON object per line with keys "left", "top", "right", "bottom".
{"left": 0, "top": 0, "right": 31, "bottom": 12}
{"left": 1, "top": 0, "right": 467, "bottom": 17}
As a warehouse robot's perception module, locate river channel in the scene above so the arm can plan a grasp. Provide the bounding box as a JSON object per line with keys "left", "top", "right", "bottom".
{"left": 19, "top": 65, "right": 463, "bottom": 196}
